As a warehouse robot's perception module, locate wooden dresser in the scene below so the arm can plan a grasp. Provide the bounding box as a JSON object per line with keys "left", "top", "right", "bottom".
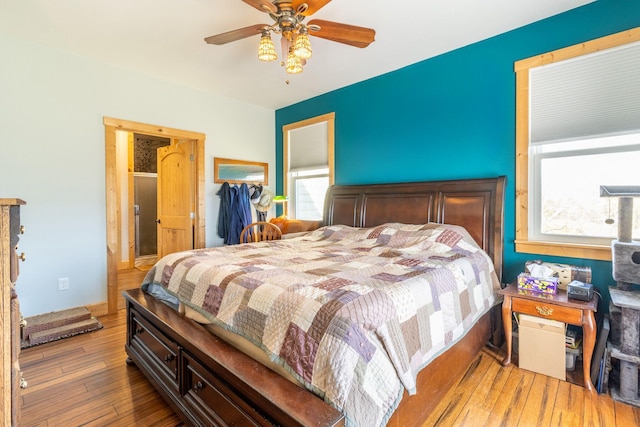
{"left": 1, "top": 199, "right": 26, "bottom": 427}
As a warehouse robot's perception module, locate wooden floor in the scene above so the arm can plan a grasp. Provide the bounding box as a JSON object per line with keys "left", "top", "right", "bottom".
{"left": 18, "top": 269, "right": 640, "bottom": 426}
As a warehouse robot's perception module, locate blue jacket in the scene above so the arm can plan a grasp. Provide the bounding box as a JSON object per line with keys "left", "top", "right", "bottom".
{"left": 217, "top": 182, "right": 252, "bottom": 244}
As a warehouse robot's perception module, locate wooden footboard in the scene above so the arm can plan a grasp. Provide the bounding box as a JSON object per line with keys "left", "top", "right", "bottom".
{"left": 124, "top": 288, "right": 345, "bottom": 427}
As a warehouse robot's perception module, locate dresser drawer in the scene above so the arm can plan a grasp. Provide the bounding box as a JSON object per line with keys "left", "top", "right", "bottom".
{"left": 512, "top": 297, "right": 582, "bottom": 324}
{"left": 182, "top": 352, "right": 272, "bottom": 427}
{"left": 129, "top": 308, "right": 179, "bottom": 390}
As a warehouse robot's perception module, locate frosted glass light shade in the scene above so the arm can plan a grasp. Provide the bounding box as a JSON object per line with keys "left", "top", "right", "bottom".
{"left": 258, "top": 33, "right": 277, "bottom": 62}
{"left": 293, "top": 32, "right": 312, "bottom": 60}
{"left": 285, "top": 50, "right": 303, "bottom": 74}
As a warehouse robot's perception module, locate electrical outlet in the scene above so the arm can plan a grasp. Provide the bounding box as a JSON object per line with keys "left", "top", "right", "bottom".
{"left": 58, "top": 277, "right": 69, "bottom": 291}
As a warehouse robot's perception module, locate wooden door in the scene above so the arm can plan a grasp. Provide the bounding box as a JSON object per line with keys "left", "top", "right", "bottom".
{"left": 157, "top": 140, "right": 194, "bottom": 258}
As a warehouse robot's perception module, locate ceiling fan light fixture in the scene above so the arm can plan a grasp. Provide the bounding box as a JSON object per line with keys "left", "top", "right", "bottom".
{"left": 205, "top": 1, "right": 375, "bottom": 76}
{"left": 285, "top": 48, "right": 303, "bottom": 74}
{"left": 293, "top": 30, "right": 312, "bottom": 60}
{"left": 258, "top": 31, "right": 277, "bottom": 62}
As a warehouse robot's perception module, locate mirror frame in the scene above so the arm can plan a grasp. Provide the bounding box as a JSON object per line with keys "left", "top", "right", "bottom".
{"left": 214, "top": 157, "right": 268, "bottom": 185}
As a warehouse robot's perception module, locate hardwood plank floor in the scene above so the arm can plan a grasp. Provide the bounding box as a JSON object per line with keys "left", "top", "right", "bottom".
{"left": 18, "top": 269, "right": 640, "bottom": 426}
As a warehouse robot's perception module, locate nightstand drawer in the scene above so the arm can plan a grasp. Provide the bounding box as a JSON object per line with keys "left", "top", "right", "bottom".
{"left": 512, "top": 298, "right": 582, "bottom": 324}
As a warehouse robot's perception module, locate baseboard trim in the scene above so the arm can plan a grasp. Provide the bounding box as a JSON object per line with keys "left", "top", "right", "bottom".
{"left": 86, "top": 302, "right": 108, "bottom": 318}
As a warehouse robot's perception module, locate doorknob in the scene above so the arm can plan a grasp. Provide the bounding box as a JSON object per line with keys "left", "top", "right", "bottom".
{"left": 155, "top": 219, "right": 161, "bottom": 224}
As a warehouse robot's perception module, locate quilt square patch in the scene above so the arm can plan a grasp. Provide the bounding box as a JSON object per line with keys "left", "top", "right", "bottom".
{"left": 280, "top": 322, "right": 318, "bottom": 383}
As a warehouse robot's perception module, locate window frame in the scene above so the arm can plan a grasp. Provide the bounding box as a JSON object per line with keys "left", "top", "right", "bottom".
{"left": 515, "top": 26, "right": 640, "bottom": 261}
{"left": 282, "top": 113, "right": 335, "bottom": 218}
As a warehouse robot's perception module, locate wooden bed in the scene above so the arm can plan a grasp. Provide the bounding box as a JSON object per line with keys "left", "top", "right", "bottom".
{"left": 123, "top": 176, "right": 506, "bottom": 427}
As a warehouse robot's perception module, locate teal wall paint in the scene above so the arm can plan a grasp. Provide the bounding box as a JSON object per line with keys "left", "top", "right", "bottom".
{"left": 276, "top": 0, "right": 640, "bottom": 306}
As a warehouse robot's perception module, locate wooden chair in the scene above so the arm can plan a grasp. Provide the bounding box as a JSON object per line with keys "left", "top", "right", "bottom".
{"left": 240, "top": 222, "right": 282, "bottom": 243}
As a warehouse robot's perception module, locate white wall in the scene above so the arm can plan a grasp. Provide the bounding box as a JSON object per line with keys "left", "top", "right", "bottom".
{"left": 0, "top": 33, "right": 275, "bottom": 317}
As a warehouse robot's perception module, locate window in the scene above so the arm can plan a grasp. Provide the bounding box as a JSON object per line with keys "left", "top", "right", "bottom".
{"left": 291, "top": 169, "right": 329, "bottom": 220}
{"left": 530, "top": 133, "right": 640, "bottom": 246}
{"left": 283, "top": 113, "right": 335, "bottom": 220}
{"left": 515, "top": 27, "right": 640, "bottom": 260}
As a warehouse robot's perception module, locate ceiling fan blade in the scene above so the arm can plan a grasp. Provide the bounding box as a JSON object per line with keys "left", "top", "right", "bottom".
{"left": 242, "top": 0, "right": 277, "bottom": 13}
{"left": 293, "top": 0, "right": 331, "bottom": 16}
{"left": 204, "top": 24, "right": 268, "bottom": 45}
{"left": 307, "top": 19, "right": 376, "bottom": 48}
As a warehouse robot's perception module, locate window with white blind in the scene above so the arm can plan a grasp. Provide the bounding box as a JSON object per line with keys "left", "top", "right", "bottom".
{"left": 515, "top": 27, "right": 640, "bottom": 260}
{"left": 283, "top": 113, "right": 335, "bottom": 220}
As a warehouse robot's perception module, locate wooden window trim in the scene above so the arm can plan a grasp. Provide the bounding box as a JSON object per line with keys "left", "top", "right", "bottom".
{"left": 282, "top": 112, "right": 335, "bottom": 217}
{"left": 515, "top": 26, "right": 640, "bottom": 261}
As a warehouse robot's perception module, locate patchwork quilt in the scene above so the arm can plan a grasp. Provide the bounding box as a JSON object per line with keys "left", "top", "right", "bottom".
{"left": 142, "top": 223, "right": 500, "bottom": 426}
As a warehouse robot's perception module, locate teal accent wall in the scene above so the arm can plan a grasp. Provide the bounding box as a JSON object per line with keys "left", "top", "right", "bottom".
{"left": 276, "top": 0, "right": 640, "bottom": 306}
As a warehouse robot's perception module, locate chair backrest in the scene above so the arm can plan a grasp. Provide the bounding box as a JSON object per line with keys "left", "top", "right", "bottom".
{"left": 240, "top": 222, "right": 283, "bottom": 243}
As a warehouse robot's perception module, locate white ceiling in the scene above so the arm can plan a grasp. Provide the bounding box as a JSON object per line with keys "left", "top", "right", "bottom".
{"left": 0, "top": 0, "right": 593, "bottom": 110}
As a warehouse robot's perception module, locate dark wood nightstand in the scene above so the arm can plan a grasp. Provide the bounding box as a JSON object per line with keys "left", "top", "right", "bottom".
{"left": 499, "top": 283, "right": 599, "bottom": 395}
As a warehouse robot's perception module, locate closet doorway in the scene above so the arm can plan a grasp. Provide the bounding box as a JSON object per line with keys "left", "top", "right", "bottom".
{"left": 104, "top": 117, "right": 206, "bottom": 315}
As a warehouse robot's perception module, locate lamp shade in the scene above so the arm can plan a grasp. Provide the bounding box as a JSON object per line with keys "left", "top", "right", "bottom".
{"left": 285, "top": 49, "right": 303, "bottom": 74}
{"left": 293, "top": 31, "right": 312, "bottom": 60}
{"left": 258, "top": 32, "right": 277, "bottom": 62}
{"left": 273, "top": 195, "right": 289, "bottom": 203}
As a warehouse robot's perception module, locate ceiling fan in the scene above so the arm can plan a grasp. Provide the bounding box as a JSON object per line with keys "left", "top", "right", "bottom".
{"left": 204, "top": 0, "right": 376, "bottom": 75}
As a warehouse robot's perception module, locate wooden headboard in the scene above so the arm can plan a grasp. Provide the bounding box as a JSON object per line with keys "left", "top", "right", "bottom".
{"left": 323, "top": 176, "right": 506, "bottom": 282}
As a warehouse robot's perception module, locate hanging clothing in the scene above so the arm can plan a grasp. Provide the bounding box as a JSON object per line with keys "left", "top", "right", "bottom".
{"left": 250, "top": 184, "right": 263, "bottom": 202}
{"left": 216, "top": 182, "right": 232, "bottom": 244}
{"left": 217, "top": 182, "right": 253, "bottom": 245}
{"left": 231, "top": 183, "right": 252, "bottom": 244}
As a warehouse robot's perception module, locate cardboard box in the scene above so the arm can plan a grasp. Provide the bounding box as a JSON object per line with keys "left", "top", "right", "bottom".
{"left": 518, "top": 314, "right": 566, "bottom": 380}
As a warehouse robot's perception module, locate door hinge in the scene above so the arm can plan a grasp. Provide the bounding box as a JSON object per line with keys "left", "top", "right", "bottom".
{"left": 190, "top": 154, "right": 194, "bottom": 161}
{"left": 190, "top": 212, "right": 195, "bottom": 219}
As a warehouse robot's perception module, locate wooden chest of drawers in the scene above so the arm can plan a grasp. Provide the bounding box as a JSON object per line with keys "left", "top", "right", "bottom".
{"left": 1, "top": 198, "right": 26, "bottom": 427}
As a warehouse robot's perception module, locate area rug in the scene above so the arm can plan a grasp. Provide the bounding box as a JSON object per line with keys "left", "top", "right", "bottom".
{"left": 21, "top": 306, "right": 103, "bottom": 349}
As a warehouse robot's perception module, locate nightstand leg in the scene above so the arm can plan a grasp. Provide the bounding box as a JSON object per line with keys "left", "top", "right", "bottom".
{"left": 583, "top": 310, "right": 597, "bottom": 395}
{"left": 501, "top": 296, "right": 513, "bottom": 367}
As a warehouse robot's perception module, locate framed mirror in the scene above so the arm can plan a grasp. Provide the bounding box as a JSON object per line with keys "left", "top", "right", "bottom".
{"left": 214, "top": 157, "right": 268, "bottom": 185}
